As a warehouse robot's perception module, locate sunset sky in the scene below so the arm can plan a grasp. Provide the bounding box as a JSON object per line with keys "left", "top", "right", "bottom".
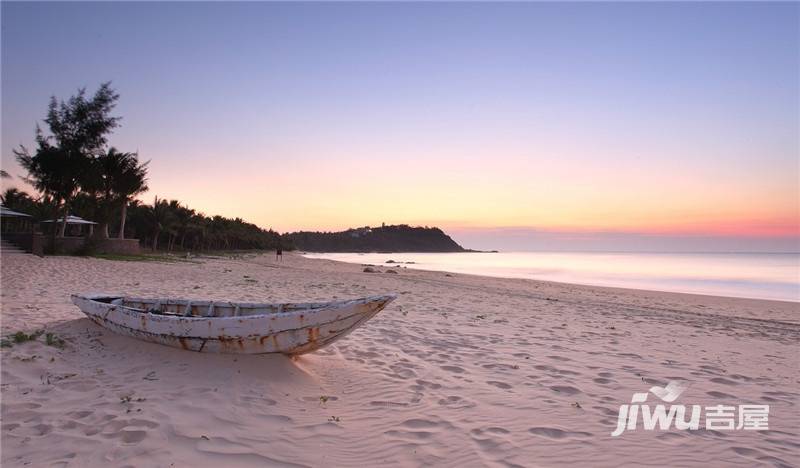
{"left": 2, "top": 2, "right": 798, "bottom": 251}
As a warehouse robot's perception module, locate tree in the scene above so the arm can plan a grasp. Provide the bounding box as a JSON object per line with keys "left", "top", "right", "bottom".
{"left": 113, "top": 152, "right": 148, "bottom": 239}
{"left": 44, "top": 82, "right": 120, "bottom": 155}
{"left": 15, "top": 142, "right": 85, "bottom": 236}
{"left": 0, "top": 170, "right": 10, "bottom": 178}
{"left": 85, "top": 148, "right": 148, "bottom": 239}
{"left": 145, "top": 196, "right": 175, "bottom": 251}
{"left": 14, "top": 83, "right": 120, "bottom": 237}
{"left": 169, "top": 202, "right": 195, "bottom": 250}
{"left": 1, "top": 188, "right": 34, "bottom": 212}
{"left": 164, "top": 200, "right": 184, "bottom": 251}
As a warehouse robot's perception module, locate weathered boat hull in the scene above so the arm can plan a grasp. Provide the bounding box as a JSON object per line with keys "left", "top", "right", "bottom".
{"left": 71, "top": 293, "right": 395, "bottom": 355}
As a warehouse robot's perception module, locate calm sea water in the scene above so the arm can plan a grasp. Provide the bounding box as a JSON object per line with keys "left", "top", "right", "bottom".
{"left": 303, "top": 251, "right": 800, "bottom": 302}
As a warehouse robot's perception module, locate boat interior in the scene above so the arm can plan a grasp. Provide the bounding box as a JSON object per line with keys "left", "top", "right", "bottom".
{"left": 92, "top": 296, "right": 336, "bottom": 318}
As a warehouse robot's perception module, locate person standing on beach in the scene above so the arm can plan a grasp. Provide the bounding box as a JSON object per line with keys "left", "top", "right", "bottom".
{"left": 276, "top": 247, "right": 282, "bottom": 261}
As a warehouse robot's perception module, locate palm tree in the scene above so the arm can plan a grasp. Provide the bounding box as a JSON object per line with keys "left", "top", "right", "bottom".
{"left": 0, "top": 170, "right": 10, "bottom": 179}
{"left": 86, "top": 148, "right": 148, "bottom": 238}
{"left": 189, "top": 213, "right": 210, "bottom": 250}
{"left": 146, "top": 196, "right": 174, "bottom": 251}
{"left": 114, "top": 153, "right": 148, "bottom": 239}
{"left": 170, "top": 202, "right": 196, "bottom": 250}
{"left": 165, "top": 200, "right": 183, "bottom": 251}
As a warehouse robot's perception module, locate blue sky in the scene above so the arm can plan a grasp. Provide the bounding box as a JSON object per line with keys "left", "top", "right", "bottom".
{"left": 2, "top": 2, "right": 798, "bottom": 251}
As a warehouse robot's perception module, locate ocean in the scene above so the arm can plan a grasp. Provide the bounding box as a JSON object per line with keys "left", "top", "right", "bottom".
{"left": 303, "top": 251, "right": 800, "bottom": 302}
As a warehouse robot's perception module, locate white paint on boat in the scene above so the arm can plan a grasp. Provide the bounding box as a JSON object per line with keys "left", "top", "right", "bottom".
{"left": 71, "top": 293, "right": 396, "bottom": 355}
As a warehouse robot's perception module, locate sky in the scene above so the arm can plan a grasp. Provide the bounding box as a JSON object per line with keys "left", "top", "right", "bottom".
{"left": 2, "top": 2, "right": 798, "bottom": 252}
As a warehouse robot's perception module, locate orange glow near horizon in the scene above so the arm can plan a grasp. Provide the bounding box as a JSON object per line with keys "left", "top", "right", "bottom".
{"left": 3, "top": 141, "right": 797, "bottom": 240}
{"left": 91, "top": 145, "right": 798, "bottom": 239}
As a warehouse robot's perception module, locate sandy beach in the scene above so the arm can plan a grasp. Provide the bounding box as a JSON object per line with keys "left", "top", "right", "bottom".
{"left": 1, "top": 251, "right": 797, "bottom": 467}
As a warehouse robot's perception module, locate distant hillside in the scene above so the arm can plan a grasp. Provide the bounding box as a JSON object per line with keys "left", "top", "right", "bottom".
{"left": 287, "top": 225, "right": 466, "bottom": 252}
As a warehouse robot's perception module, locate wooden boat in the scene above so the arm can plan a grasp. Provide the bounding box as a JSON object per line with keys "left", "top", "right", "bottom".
{"left": 71, "top": 293, "right": 396, "bottom": 355}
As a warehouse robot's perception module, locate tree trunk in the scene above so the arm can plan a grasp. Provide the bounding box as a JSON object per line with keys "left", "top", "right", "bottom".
{"left": 59, "top": 201, "right": 69, "bottom": 237}
{"left": 152, "top": 229, "right": 160, "bottom": 251}
{"left": 96, "top": 197, "right": 110, "bottom": 239}
{"left": 49, "top": 200, "right": 61, "bottom": 253}
{"left": 118, "top": 202, "right": 127, "bottom": 239}
{"left": 95, "top": 222, "right": 110, "bottom": 239}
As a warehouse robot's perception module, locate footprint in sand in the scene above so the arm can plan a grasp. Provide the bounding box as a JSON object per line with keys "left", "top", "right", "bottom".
{"left": 241, "top": 395, "right": 278, "bottom": 406}
{"left": 67, "top": 410, "right": 93, "bottom": 419}
{"left": 528, "top": 427, "right": 592, "bottom": 439}
{"left": 549, "top": 385, "right": 581, "bottom": 395}
{"left": 401, "top": 418, "right": 451, "bottom": 430}
{"left": 731, "top": 447, "right": 763, "bottom": 457}
{"left": 118, "top": 430, "right": 148, "bottom": 444}
{"left": 710, "top": 377, "right": 739, "bottom": 386}
{"left": 383, "top": 429, "right": 433, "bottom": 441}
{"left": 59, "top": 420, "right": 79, "bottom": 430}
{"left": 546, "top": 355, "right": 572, "bottom": 362}
{"left": 487, "top": 381, "right": 512, "bottom": 389}
{"left": 384, "top": 418, "right": 456, "bottom": 441}
{"left": 471, "top": 427, "right": 511, "bottom": 436}
{"left": 437, "top": 395, "right": 476, "bottom": 409}
{"left": 25, "top": 423, "right": 53, "bottom": 436}
{"left": 105, "top": 418, "right": 160, "bottom": 432}
{"left": 413, "top": 379, "right": 442, "bottom": 390}
{"left": 656, "top": 432, "right": 686, "bottom": 443}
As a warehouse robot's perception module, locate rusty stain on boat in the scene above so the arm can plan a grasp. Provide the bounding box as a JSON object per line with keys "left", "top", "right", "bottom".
{"left": 70, "top": 293, "right": 396, "bottom": 355}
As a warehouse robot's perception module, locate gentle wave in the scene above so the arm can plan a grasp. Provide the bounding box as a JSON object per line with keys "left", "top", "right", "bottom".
{"left": 304, "top": 251, "right": 800, "bottom": 302}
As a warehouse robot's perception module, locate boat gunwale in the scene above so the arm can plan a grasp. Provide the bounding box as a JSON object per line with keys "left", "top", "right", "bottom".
{"left": 83, "top": 301, "right": 379, "bottom": 340}
{"left": 71, "top": 293, "right": 397, "bottom": 322}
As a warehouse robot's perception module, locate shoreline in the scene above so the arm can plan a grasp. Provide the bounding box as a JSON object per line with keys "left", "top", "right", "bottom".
{"left": 1, "top": 251, "right": 798, "bottom": 466}
{"left": 302, "top": 251, "right": 800, "bottom": 307}
{"left": 306, "top": 253, "right": 799, "bottom": 324}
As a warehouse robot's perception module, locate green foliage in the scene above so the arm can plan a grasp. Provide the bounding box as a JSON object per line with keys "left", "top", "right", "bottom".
{"left": 288, "top": 224, "right": 464, "bottom": 252}
{"left": 8, "top": 83, "right": 291, "bottom": 253}
{"left": 1, "top": 330, "right": 65, "bottom": 349}
{"left": 124, "top": 199, "right": 292, "bottom": 252}
{"left": 11, "top": 330, "right": 44, "bottom": 344}
{"left": 44, "top": 82, "right": 120, "bottom": 154}
{"left": 45, "top": 333, "right": 66, "bottom": 349}
{"left": 1, "top": 188, "right": 36, "bottom": 213}
{"left": 83, "top": 148, "right": 149, "bottom": 238}
{"left": 14, "top": 143, "right": 85, "bottom": 208}
{"left": 13, "top": 83, "right": 121, "bottom": 236}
